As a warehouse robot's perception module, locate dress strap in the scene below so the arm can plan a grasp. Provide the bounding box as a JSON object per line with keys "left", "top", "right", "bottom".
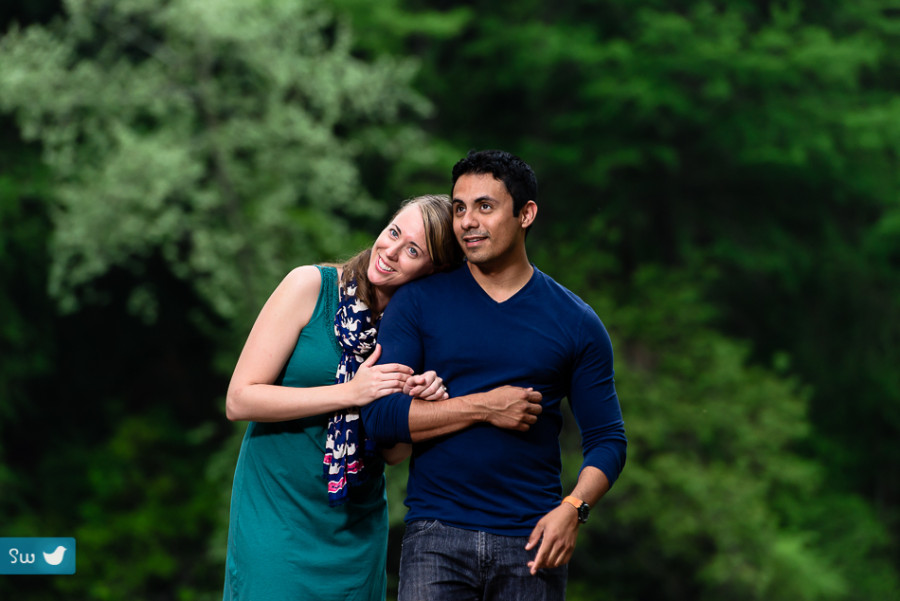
{"left": 315, "top": 265, "right": 341, "bottom": 356}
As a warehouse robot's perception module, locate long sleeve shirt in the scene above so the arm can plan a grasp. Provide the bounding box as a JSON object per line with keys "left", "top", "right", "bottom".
{"left": 360, "top": 264, "right": 626, "bottom": 536}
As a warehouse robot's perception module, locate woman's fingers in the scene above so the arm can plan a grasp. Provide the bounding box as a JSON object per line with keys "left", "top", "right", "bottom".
{"left": 360, "top": 343, "right": 382, "bottom": 367}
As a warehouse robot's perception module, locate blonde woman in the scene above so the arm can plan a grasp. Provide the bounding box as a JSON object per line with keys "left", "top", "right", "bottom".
{"left": 223, "top": 195, "right": 462, "bottom": 600}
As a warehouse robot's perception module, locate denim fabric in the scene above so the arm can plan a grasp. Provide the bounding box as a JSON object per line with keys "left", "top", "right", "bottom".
{"left": 398, "top": 520, "right": 567, "bottom": 601}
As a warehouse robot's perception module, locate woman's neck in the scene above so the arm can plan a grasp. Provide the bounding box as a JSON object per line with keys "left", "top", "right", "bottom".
{"left": 372, "top": 287, "right": 393, "bottom": 315}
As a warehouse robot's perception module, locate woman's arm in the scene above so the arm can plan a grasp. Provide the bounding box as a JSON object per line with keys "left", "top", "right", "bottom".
{"left": 225, "top": 266, "right": 413, "bottom": 422}
{"left": 380, "top": 443, "right": 412, "bottom": 465}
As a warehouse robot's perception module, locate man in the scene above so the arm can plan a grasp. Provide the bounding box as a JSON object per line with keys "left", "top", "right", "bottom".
{"left": 361, "top": 150, "right": 626, "bottom": 600}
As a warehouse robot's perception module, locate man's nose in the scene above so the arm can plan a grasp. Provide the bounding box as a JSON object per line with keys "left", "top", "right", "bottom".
{"left": 459, "top": 210, "right": 477, "bottom": 230}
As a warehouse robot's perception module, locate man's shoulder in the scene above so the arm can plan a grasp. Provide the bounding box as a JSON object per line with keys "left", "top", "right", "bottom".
{"left": 400, "top": 264, "right": 467, "bottom": 296}
{"left": 384, "top": 266, "right": 468, "bottom": 316}
{"left": 533, "top": 267, "right": 592, "bottom": 311}
{"left": 531, "top": 268, "right": 609, "bottom": 344}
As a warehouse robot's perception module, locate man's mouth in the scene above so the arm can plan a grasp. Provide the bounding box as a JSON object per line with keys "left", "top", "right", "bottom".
{"left": 462, "top": 233, "right": 488, "bottom": 245}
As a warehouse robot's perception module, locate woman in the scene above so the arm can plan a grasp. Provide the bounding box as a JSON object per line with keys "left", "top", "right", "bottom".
{"left": 223, "top": 194, "right": 462, "bottom": 601}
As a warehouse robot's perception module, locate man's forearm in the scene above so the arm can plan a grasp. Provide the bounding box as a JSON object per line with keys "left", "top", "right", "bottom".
{"left": 569, "top": 465, "right": 610, "bottom": 506}
{"left": 525, "top": 465, "right": 611, "bottom": 574}
{"left": 407, "top": 395, "right": 483, "bottom": 442}
{"left": 408, "top": 386, "right": 543, "bottom": 442}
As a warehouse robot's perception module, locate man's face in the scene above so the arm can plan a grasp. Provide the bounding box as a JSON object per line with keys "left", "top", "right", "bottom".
{"left": 452, "top": 173, "right": 527, "bottom": 267}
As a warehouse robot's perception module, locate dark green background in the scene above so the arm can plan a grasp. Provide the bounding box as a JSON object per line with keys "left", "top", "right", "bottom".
{"left": 2, "top": 1, "right": 898, "bottom": 599}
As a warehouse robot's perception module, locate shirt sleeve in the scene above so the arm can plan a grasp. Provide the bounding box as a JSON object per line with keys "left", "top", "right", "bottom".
{"left": 359, "top": 286, "right": 422, "bottom": 447}
{"left": 569, "top": 307, "right": 627, "bottom": 486}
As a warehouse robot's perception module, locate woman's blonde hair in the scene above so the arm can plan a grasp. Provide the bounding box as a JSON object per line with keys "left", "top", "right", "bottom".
{"left": 341, "top": 194, "right": 463, "bottom": 311}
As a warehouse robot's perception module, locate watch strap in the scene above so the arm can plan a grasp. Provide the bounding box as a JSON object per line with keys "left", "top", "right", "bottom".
{"left": 562, "top": 496, "right": 584, "bottom": 510}
{"left": 562, "top": 495, "right": 590, "bottom": 523}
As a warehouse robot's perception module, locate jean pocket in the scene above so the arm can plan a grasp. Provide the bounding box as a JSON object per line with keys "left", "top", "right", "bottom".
{"left": 401, "top": 519, "right": 443, "bottom": 543}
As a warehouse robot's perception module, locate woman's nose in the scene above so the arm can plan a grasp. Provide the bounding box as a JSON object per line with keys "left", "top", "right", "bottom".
{"left": 385, "top": 239, "right": 402, "bottom": 258}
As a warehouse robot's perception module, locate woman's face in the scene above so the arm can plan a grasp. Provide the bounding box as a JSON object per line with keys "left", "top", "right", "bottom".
{"left": 367, "top": 205, "right": 435, "bottom": 295}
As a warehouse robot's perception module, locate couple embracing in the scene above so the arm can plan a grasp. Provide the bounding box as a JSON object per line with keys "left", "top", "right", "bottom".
{"left": 223, "top": 150, "right": 626, "bottom": 601}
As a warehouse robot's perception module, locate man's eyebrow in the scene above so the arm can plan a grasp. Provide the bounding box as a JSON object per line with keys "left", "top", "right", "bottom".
{"left": 453, "top": 195, "right": 496, "bottom": 204}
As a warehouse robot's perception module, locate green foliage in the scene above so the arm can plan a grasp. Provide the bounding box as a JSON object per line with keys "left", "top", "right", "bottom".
{"left": 0, "top": 250, "right": 231, "bottom": 599}
{"left": 3, "top": 0, "right": 900, "bottom": 599}
{"left": 0, "top": 1, "right": 438, "bottom": 598}
{"left": 0, "top": 132, "right": 55, "bottom": 537}
{"left": 58, "top": 415, "right": 222, "bottom": 600}
{"left": 563, "top": 268, "right": 897, "bottom": 600}
{"left": 347, "top": 0, "right": 900, "bottom": 595}
{"left": 0, "top": 135, "right": 53, "bottom": 425}
{"left": 0, "top": 0, "right": 432, "bottom": 325}
{"left": 332, "top": 0, "right": 472, "bottom": 56}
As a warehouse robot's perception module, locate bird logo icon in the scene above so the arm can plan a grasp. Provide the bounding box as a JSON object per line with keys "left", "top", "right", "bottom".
{"left": 42, "top": 546, "right": 67, "bottom": 566}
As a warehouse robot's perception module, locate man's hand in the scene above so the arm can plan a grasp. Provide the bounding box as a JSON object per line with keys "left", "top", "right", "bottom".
{"left": 477, "top": 386, "right": 543, "bottom": 431}
{"left": 524, "top": 503, "right": 579, "bottom": 575}
{"left": 408, "top": 385, "right": 542, "bottom": 441}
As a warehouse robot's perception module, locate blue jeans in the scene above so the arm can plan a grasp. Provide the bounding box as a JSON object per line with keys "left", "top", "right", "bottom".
{"left": 398, "top": 519, "right": 567, "bottom": 601}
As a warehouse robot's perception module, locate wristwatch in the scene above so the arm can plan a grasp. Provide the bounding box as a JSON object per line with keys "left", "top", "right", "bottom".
{"left": 562, "top": 495, "right": 590, "bottom": 524}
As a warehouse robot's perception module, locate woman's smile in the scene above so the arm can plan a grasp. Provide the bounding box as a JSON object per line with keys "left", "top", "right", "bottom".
{"left": 374, "top": 254, "right": 396, "bottom": 274}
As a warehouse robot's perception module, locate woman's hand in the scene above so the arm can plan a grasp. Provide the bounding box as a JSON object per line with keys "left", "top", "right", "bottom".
{"left": 403, "top": 370, "right": 449, "bottom": 401}
{"left": 352, "top": 344, "right": 414, "bottom": 405}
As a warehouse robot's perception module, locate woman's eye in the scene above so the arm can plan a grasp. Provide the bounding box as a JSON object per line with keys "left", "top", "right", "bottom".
{"left": 389, "top": 227, "right": 399, "bottom": 238}
{"left": 407, "top": 247, "right": 419, "bottom": 257}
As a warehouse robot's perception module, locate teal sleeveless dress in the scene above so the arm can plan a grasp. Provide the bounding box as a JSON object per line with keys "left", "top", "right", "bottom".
{"left": 223, "top": 266, "right": 388, "bottom": 601}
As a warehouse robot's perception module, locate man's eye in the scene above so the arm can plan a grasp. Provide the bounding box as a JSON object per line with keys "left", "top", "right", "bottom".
{"left": 480, "top": 203, "right": 491, "bottom": 211}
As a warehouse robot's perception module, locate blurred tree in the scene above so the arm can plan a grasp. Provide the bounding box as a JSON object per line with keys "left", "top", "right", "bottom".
{"left": 0, "top": 0, "right": 434, "bottom": 598}
{"left": 0, "top": 0, "right": 61, "bottom": 28}
{"left": 0, "top": 0, "right": 63, "bottom": 537}
{"left": 333, "top": 1, "right": 900, "bottom": 594}
{"left": 0, "top": 130, "right": 55, "bottom": 528}
{"left": 0, "top": 0, "right": 432, "bottom": 326}
{"left": 560, "top": 268, "right": 898, "bottom": 600}
{"left": 3, "top": 0, "right": 899, "bottom": 598}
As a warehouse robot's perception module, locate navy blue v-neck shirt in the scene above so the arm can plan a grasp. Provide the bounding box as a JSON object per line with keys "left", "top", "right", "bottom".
{"left": 361, "top": 264, "right": 626, "bottom": 536}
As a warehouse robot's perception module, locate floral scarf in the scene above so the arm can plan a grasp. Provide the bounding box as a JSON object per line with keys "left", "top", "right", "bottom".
{"left": 323, "top": 276, "right": 380, "bottom": 506}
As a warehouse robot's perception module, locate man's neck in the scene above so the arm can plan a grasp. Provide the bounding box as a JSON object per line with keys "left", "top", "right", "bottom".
{"left": 466, "top": 255, "right": 534, "bottom": 303}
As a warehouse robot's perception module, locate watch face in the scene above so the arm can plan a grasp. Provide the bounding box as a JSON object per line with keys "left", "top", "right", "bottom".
{"left": 578, "top": 503, "right": 590, "bottom": 523}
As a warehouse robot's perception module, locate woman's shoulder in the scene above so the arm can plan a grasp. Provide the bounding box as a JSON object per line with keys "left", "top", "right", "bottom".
{"left": 282, "top": 264, "right": 322, "bottom": 286}
{"left": 272, "top": 265, "right": 332, "bottom": 309}
{"left": 282, "top": 264, "right": 343, "bottom": 284}
{"left": 249, "top": 265, "right": 330, "bottom": 342}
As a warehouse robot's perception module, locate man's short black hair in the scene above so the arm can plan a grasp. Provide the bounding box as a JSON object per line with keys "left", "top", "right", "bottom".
{"left": 451, "top": 149, "right": 538, "bottom": 217}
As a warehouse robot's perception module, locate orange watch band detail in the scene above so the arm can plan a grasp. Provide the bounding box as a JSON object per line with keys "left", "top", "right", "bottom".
{"left": 562, "top": 495, "right": 583, "bottom": 510}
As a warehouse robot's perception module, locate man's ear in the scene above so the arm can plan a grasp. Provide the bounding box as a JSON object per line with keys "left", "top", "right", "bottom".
{"left": 519, "top": 200, "right": 538, "bottom": 229}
